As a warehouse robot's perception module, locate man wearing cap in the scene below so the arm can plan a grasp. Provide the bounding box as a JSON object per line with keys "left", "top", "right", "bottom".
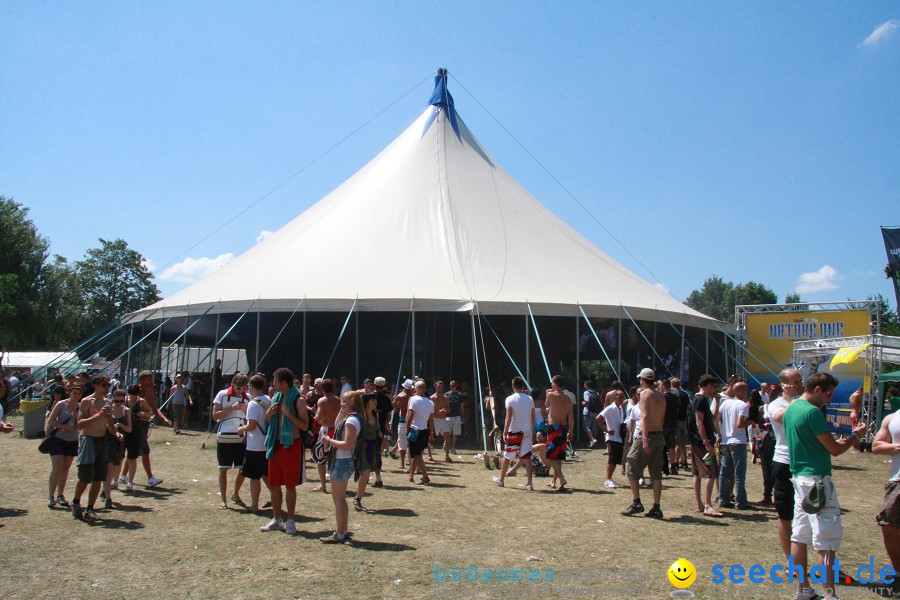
{"left": 622, "top": 368, "right": 666, "bottom": 519}
{"left": 306, "top": 377, "right": 324, "bottom": 409}
{"left": 370, "top": 377, "right": 392, "bottom": 486}
{"left": 784, "top": 373, "right": 865, "bottom": 600}
{"left": 311, "top": 379, "right": 341, "bottom": 493}
{"left": 431, "top": 381, "right": 453, "bottom": 462}
{"left": 391, "top": 379, "right": 415, "bottom": 470}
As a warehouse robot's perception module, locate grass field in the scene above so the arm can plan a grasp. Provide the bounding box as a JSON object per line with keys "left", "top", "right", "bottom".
{"left": 0, "top": 416, "right": 895, "bottom": 600}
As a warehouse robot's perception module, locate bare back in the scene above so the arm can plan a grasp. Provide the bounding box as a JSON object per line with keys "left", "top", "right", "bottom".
{"left": 545, "top": 390, "right": 572, "bottom": 426}
{"left": 640, "top": 387, "right": 666, "bottom": 433}
{"left": 316, "top": 394, "right": 341, "bottom": 428}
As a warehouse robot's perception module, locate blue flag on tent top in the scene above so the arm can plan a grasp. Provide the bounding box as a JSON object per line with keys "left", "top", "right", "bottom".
{"left": 427, "top": 68, "right": 461, "bottom": 140}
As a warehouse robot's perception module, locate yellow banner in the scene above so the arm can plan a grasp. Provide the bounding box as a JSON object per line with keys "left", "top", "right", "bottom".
{"left": 746, "top": 310, "right": 870, "bottom": 377}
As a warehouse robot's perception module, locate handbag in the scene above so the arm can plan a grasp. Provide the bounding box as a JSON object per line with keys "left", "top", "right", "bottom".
{"left": 406, "top": 425, "right": 419, "bottom": 444}
{"left": 38, "top": 428, "right": 58, "bottom": 454}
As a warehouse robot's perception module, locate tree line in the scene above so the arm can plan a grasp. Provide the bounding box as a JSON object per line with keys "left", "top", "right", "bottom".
{"left": 0, "top": 196, "right": 160, "bottom": 353}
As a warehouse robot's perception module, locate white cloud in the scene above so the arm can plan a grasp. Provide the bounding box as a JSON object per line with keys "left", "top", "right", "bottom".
{"left": 141, "top": 258, "right": 157, "bottom": 272}
{"left": 795, "top": 265, "right": 841, "bottom": 294}
{"left": 861, "top": 19, "right": 899, "bottom": 47}
{"left": 159, "top": 253, "right": 235, "bottom": 284}
{"left": 256, "top": 229, "right": 274, "bottom": 244}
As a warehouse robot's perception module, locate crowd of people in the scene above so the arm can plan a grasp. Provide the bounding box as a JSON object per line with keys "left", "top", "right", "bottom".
{"left": 2, "top": 363, "right": 899, "bottom": 598}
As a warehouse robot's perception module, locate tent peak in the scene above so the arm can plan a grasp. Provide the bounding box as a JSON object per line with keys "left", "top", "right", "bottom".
{"left": 428, "top": 68, "right": 453, "bottom": 109}
{"left": 427, "top": 68, "right": 460, "bottom": 139}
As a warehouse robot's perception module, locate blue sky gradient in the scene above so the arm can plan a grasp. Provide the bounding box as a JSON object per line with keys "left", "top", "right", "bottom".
{"left": 2, "top": 3, "right": 897, "bottom": 308}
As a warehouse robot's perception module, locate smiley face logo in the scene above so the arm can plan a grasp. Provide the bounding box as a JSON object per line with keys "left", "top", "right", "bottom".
{"left": 668, "top": 559, "right": 696, "bottom": 588}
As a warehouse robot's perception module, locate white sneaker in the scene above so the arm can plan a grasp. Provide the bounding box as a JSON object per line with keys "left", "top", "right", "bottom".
{"left": 118, "top": 476, "right": 128, "bottom": 485}
{"left": 604, "top": 480, "right": 616, "bottom": 488}
{"left": 110, "top": 481, "right": 118, "bottom": 490}
{"left": 147, "top": 476, "right": 163, "bottom": 488}
{"left": 126, "top": 482, "right": 134, "bottom": 492}
{"left": 524, "top": 484, "right": 533, "bottom": 491}
{"left": 589, "top": 439, "right": 597, "bottom": 448}
{"left": 260, "top": 518, "right": 285, "bottom": 532}
{"left": 492, "top": 476, "right": 504, "bottom": 487}
{"left": 284, "top": 519, "right": 297, "bottom": 534}
{"left": 609, "top": 479, "right": 621, "bottom": 488}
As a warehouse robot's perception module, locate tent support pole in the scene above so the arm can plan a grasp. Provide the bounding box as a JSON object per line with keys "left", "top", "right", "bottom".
{"left": 575, "top": 316, "right": 581, "bottom": 443}
{"left": 302, "top": 309, "right": 306, "bottom": 375}
{"left": 412, "top": 307, "right": 416, "bottom": 377}
{"left": 355, "top": 305, "right": 359, "bottom": 385}
{"left": 680, "top": 324, "right": 686, "bottom": 380}
{"left": 155, "top": 322, "right": 163, "bottom": 376}
{"left": 254, "top": 311, "right": 261, "bottom": 372}
{"left": 208, "top": 313, "right": 221, "bottom": 433}
{"left": 471, "top": 313, "right": 488, "bottom": 454}
{"left": 617, "top": 318, "right": 623, "bottom": 377}
{"left": 652, "top": 321, "right": 658, "bottom": 371}
{"left": 525, "top": 314, "right": 530, "bottom": 385}
{"left": 124, "top": 324, "right": 135, "bottom": 383}
{"left": 705, "top": 330, "right": 710, "bottom": 377}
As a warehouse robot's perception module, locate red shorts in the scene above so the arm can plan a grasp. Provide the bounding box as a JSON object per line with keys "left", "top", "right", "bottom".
{"left": 268, "top": 442, "right": 302, "bottom": 488}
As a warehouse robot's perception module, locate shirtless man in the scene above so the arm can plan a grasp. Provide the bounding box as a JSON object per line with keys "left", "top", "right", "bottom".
{"left": 138, "top": 370, "right": 170, "bottom": 487}
{"left": 71, "top": 375, "right": 120, "bottom": 521}
{"left": 391, "top": 380, "right": 414, "bottom": 469}
{"left": 431, "top": 381, "right": 452, "bottom": 462}
{"left": 849, "top": 386, "right": 865, "bottom": 450}
{"left": 312, "top": 379, "right": 341, "bottom": 493}
{"left": 298, "top": 373, "right": 312, "bottom": 400}
{"left": 543, "top": 375, "right": 574, "bottom": 492}
{"left": 622, "top": 369, "right": 666, "bottom": 518}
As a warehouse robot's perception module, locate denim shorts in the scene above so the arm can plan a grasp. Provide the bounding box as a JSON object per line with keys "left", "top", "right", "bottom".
{"left": 328, "top": 457, "right": 354, "bottom": 482}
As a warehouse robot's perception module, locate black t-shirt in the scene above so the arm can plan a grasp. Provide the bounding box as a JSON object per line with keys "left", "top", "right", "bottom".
{"left": 447, "top": 391, "right": 461, "bottom": 418}
{"left": 663, "top": 390, "right": 679, "bottom": 428}
{"left": 675, "top": 389, "right": 691, "bottom": 422}
{"left": 689, "top": 394, "right": 716, "bottom": 444}
{"left": 375, "top": 392, "right": 392, "bottom": 426}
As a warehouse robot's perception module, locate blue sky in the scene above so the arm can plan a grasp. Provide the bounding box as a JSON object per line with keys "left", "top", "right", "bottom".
{"left": 2, "top": 3, "right": 898, "bottom": 310}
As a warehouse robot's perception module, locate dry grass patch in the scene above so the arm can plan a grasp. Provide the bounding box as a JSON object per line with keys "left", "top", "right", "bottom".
{"left": 0, "top": 418, "right": 893, "bottom": 599}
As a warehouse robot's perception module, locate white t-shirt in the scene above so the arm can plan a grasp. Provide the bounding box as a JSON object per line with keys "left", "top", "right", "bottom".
{"left": 505, "top": 392, "right": 534, "bottom": 434}
{"left": 626, "top": 402, "right": 642, "bottom": 438}
{"left": 765, "top": 397, "right": 790, "bottom": 465}
{"left": 213, "top": 390, "right": 247, "bottom": 443}
{"left": 719, "top": 398, "right": 749, "bottom": 445}
{"left": 408, "top": 395, "right": 434, "bottom": 431}
{"left": 599, "top": 403, "right": 625, "bottom": 443}
{"left": 245, "top": 395, "right": 271, "bottom": 452}
{"left": 334, "top": 414, "right": 360, "bottom": 459}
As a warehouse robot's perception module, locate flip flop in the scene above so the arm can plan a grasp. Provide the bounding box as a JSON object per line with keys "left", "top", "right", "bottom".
{"left": 703, "top": 507, "right": 724, "bottom": 518}
{"left": 230, "top": 496, "right": 246, "bottom": 506}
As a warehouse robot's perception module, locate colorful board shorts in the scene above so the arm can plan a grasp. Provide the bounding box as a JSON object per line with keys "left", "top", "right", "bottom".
{"left": 503, "top": 431, "right": 533, "bottom": 461}
{"left": 546, "top": 424, "right": 568, "bottom": 461}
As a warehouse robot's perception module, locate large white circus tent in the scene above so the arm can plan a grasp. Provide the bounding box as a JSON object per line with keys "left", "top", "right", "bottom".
{"left": 119, "top": 70, "right": 730, "bottom": 389}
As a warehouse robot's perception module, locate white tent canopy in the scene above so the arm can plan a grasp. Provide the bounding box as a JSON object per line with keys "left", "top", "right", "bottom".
{"left": 128, "top": 71, "right": 718, "bottom": 330}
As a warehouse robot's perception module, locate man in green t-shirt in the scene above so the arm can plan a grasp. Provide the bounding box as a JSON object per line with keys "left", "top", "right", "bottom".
{"left": 783, "top": 373, "right": 867, "bottom": 600}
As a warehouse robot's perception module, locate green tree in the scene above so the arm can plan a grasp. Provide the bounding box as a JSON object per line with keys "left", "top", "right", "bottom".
{"left": 785, "top": 293, "right": 802, "bottom": 304}
{"left": 685, "top": 276, "right": 777, "bottom": 323}
{"left": 76, "top": 238, "right": 160, "bottom": 335}
{"left": 685, "top": 275, "right": 733, "bottom": 321}
{"left": 41, "top": 255, "right": 86, "bottom": 348}
{"left": 0, "top": 196, "right": 50, "bottom": 350}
